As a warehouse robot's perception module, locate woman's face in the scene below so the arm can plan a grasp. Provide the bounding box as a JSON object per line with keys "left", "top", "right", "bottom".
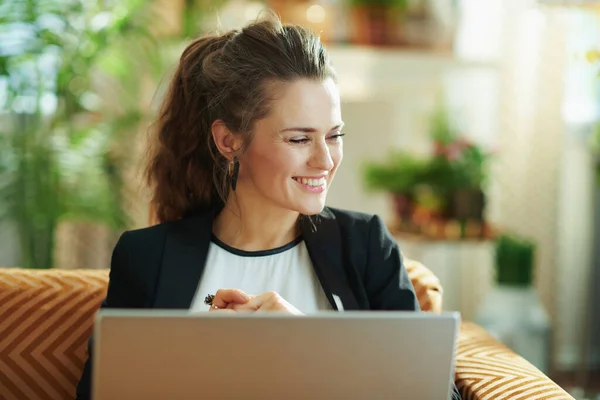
{"left": 238, "top": 78, "right": 343, "bottom": 216}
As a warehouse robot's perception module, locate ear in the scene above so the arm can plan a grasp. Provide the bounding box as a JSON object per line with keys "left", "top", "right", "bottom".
{"left": 211, "top": 120, "right": 243, "bottom": 159}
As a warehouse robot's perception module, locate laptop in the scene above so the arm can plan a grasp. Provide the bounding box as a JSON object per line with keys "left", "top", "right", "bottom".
{"left": 92, "top": 310, "right": 460, "bottom": 399}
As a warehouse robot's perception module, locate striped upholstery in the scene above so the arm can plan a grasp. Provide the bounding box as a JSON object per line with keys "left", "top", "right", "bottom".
{"left": 404, "top": 257, "right": 443, "bottom": 313}
{"left": 0, "top": 266, "right": 572, "bottom": 400}
{"left": 0, "top": 268, "right": 108, "bottom": 400}
{"left": 456, "top": 323, "right": 573, "bottom": 399}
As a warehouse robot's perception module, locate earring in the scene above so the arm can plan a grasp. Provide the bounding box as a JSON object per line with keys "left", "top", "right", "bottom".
{"left": 229, "top": 156, "right": 239, "bottom": 191}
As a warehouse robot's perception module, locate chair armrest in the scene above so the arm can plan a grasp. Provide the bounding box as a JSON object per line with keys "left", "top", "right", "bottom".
{"left": 456, "top": 322, "right": 573, "bottom": 399}
{"left": 403, "top": 256, "right": 443, "bottom": 313}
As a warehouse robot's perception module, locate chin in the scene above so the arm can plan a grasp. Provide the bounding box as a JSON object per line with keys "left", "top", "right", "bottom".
{"left": 294, "top": 200, "right": 327, "bottom": 216}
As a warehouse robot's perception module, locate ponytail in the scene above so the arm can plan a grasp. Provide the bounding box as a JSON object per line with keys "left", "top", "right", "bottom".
{"left": 145, "top": 34, "right": 234, "bottom": 223}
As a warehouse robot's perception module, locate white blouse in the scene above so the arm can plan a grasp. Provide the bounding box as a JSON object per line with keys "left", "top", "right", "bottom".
{"left": 189, "top": 236, "right": 332, "bottom": 314}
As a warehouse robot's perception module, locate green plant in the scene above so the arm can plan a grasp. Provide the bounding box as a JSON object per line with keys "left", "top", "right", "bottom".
{"left": 430, "top": 105, "right": 456, "bottom": 145}
{"left": 451, "top": 142, "right": 490, "bottom": 189}
{"left": 363, "top": 103, "right": 492, "bottom": 210}
{"left": 430, "top": 104, "right": 492, "bottom": 191}
{"left": 363, "top": 152, "right": 428, "bottom": 195}
{"left": 495, "top": 234, "right": 536, "bottom": 286}
{"left": 0, "top": 0, "right": 164, "bottom": 268}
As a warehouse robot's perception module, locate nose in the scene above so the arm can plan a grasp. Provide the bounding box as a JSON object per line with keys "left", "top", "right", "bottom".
{"left": 308, "top": 139, "right": 334, "bottom": 171}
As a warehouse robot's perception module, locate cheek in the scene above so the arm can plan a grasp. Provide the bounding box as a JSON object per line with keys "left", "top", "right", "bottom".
{"left": 270, "top": 151, "right": 299, "bottom": 175}
{"left": 246, "top": 147, "right": 298, "bottom": 178}
{"left": 331, "top": 145, "right": 343, "bottom": 168}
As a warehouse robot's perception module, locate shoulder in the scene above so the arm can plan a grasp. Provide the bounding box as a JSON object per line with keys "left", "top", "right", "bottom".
{"left": 112, "top": 216, "right": 205, "bottom": 280}
{"left": 107, "top": 216, "right": 208, "bottom": 306}
{"left": 118, "top": 215, "right": 204, "bottom": 250}
{"left": 116, "top": 221, "right": 170, "bottom": 254}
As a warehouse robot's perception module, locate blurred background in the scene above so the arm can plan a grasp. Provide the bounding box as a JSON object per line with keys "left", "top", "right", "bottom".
{"left": 1, "top": 0, "right": 599, "bottom": 397}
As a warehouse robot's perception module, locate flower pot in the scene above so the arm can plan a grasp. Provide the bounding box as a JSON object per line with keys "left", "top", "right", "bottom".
{"left": 451, "top": 188, "right": 485, "bottom": 221}
{"left": 392, "top": 193, "right": 413, "bottom": 221}
{"left": 350, "top": 5, "right": 403, "bottom": 46}
{"left": 401, "top": 0, "right": 458, "bottom": 50}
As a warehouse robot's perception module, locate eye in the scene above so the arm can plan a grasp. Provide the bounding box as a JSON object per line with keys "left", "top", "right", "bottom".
{"left": 328, "top": 133, "right": 345, "bottom": 142}
{"left": 289, "top": 138, "right": 310, "bottom": 144}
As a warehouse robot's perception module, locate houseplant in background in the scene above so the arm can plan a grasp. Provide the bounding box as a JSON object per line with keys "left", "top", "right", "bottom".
{"left": 475, "top": 233, "right": 551, "bottom": 373}
{"left": 362, "top": 151, "right": 452, "bottom": 235}
{"left": 433, "top": 138, "right": 489, "bottom": 220}
{"left": 428, "top": 104, "right": 492, "bottom": 224}
{"left": 361, "top": 102, "right": 493, "bottom": 239}
{"left": 347, "top": 0, "right": 408, "bottom": 46}
{"left": 363, "top": 152, "right": 429, "bottom": 229}
{"left": 0, "top": 0, "right": 164, "bottom": 268}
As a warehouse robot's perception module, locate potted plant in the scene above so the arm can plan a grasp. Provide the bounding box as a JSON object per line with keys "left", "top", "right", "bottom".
{"left": 347, "top": 0, "right": 408, "bottom": 46}
{"left": 475, "top": 233, "right": 550, "bottom": 372}
{"left": 362, "top": 104, "right": 494, "bottom": 238}
{"left": 428, "top": 105, "right": 492, "bottom": 221}
{"left": 494, "top": 234, "right": 535, "bottom": 286}
{"left": 363, "top": 152, "right": 428, "bottom": 222}
{"left": 446, "top": 141, "right": 489, "bottom": 221}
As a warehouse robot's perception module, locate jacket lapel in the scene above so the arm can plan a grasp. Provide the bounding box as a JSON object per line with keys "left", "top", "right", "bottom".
{"left": 153, "top": 212, "right": 213, "bottom": 309}
{"left": 301, "top": 209, "right": 360, "bottom": 311}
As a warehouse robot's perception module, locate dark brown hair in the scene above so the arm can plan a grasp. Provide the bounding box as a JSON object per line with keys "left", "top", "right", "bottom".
{"left": 145, "top": 15, "right": 336, "bottom": 224}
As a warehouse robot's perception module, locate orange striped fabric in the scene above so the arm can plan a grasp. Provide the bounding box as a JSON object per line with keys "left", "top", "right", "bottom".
{"left": 456, "top": 323, "right": 574, "bottom": 400}
{"left": 0, "top": 266, "right": 572, "bottom": 400}
{"left": 403, "top": 257, "right": 443, "bottom": 313}
{"left": 0, "top": 268, "right": 108, "bottom": 400}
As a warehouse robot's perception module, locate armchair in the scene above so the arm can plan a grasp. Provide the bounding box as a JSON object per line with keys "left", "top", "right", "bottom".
{"left": 0, "top": 262, "right": 573, "bottom": 399}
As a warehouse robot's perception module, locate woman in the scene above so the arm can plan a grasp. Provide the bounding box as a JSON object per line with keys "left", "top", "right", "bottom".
{"left": 76, "top": 16, "right": 461, "bottom": 399}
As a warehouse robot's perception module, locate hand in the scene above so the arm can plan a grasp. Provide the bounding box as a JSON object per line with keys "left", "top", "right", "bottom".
{"left": 207, "top": 288, "right": 251, "bottom": 312}
{"left": 230, "top": 291, "right": 304, "bottom": 315}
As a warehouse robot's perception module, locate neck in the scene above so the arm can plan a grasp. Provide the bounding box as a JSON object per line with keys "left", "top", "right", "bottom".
{"left": 213, "top": 192, "right": 301, "bottom": 251}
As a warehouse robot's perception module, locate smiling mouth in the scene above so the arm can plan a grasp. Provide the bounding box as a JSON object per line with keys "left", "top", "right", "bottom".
{"left": 292, "top": 177, "right": 326, "bottom": 187}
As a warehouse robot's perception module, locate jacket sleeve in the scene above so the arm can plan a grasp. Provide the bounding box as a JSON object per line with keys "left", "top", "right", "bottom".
{"left": 364, "top": 215, "right": 419, "bottom": 311}
{"left": 75, "top": 231, "right": 143, "bottom": 400}
{"left": 364, "top": 215, "right": 462, "bottom": 400}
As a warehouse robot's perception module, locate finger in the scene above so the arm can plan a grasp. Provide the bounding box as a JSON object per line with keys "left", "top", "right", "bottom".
{"left": 228, "top": 302, "right": 256, "bottom": 311}
{"left": 212, "top": 288, "right": 251, "bottom": 308}
{"left": 255, "top": 293, "right": 281, "bottom": 312}
{"left": 233, "top": 292, "right": 276, "bottom": 312}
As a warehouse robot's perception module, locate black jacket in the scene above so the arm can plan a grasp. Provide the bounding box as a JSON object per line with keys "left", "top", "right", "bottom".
{"left": 76, "top": 206, "right": 461, "bottom": 399}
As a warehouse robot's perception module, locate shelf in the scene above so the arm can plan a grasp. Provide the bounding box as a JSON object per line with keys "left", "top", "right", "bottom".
{"left": 324, "top": 45, "right": 499, "bottom": 101}
{"left": 326, "top": 44, "right": 498, "bottom": 68}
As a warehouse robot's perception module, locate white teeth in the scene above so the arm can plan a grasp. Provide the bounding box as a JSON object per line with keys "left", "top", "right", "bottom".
{"left": 296, "top": 177, "right": 325, "bottom": 187}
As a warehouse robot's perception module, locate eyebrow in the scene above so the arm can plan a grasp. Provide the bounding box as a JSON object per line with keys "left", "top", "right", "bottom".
{"left": 279, "top": 123, "right": 344, "bottom": 134}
